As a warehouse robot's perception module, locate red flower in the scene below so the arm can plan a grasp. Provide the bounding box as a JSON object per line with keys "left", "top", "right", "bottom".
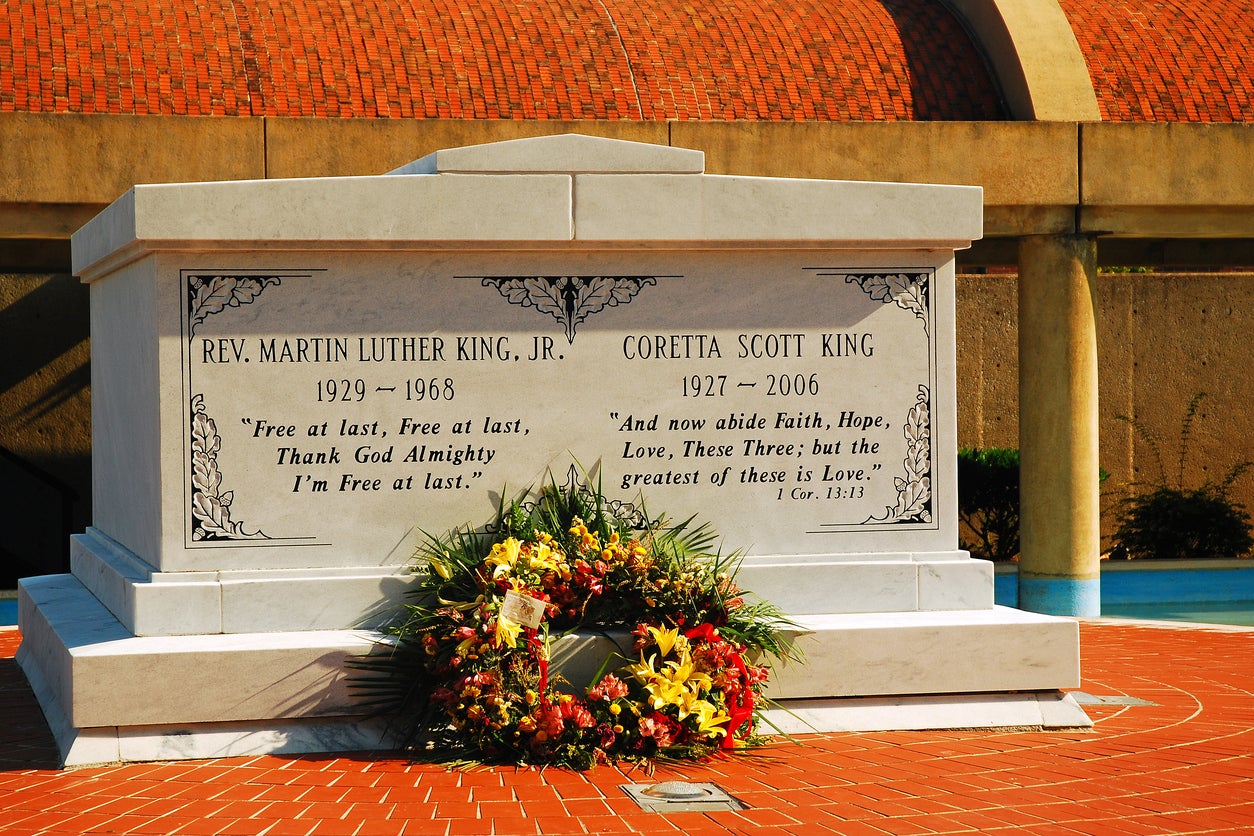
{"left": 637, "top": 713, "right": 679, "bottom": 748}
{"left": 589, "top": 673, "right": 629, "bottom": 701}
{"left": 560, "top": 699, "right": 597, "bottom": 729}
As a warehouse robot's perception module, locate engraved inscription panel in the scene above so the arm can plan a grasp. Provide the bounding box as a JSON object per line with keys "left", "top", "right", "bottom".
{"left": 179, "top": 252, "right": 944, "bottom": 564}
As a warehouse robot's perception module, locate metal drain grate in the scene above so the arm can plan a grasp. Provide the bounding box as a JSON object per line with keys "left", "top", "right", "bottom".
{"left": 1072, "top": 691, "right": 1159, "bottom": 706}
{"left": 621, "top": 781, "right": 746, "bottom": 812}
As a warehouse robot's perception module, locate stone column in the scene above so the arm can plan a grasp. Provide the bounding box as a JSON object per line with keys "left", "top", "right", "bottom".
{"left": 1017, "top": 234, "right": 1101, "bottom": 616}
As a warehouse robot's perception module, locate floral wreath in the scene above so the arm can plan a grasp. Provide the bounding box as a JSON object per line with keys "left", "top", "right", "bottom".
{"left": 354, "top": 475, "right": 797, "bottom": 770}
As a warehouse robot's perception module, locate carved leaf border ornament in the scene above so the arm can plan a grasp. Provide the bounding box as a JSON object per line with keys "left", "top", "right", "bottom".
{"left": 476, "top": 276, "right": 664, "bottom": 343}
{"left": 190, "top": 394, "right": 268, "bottom": 541}
{"left": 868, "top": 385, "right": 933, "bottom": 525}
{"left": 820, "top": 271, "right": 934, "bottom": 525}
{"left": 185, "top": 273, "right": 285, "bottom": 541}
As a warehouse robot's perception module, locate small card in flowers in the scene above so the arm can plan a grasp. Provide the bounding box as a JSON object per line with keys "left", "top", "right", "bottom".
{"left": 502, "top": 589, "right": 546, "bottom": 629}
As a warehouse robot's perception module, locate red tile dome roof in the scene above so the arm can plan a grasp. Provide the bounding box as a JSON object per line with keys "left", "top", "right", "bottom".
{"left": 2, "top": 0, "right": 1003, "bottom": 120}
{"left": 1061, "top": 0, "right": 1254, "bottom": 121}
{"left": 3, "top": 0, "right": 1250, "bottom": 122}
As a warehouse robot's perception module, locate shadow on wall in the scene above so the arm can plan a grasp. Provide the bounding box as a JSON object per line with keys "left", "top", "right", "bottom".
{"left": 0, "top": 449, "right": 80, "bottom": 583}
{"left": 0, "top": 273, "right": 92, "bottom": 583}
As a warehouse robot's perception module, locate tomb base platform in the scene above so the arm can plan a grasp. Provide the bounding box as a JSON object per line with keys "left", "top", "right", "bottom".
{"left": 17, "top": 573, "right": 395, "bottom": 767}
{"left": 19, "top": 572, "right": 1085, "bottom": 767}
{"left": 763, "top": 690, "right": 1091, "bottom": 735}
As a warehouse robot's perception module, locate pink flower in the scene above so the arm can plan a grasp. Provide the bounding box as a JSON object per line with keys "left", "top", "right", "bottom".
{"left": 537, "top": 705, "right": 565, "bottom": 738}
{"left": 588, "top": 674, "right": 629, "bottom": 701}
{"left": 563, "top": 701, "right": 597, "bottom": 729}
{"left": 637, "top": 714, "right": 677, "bottom": 748}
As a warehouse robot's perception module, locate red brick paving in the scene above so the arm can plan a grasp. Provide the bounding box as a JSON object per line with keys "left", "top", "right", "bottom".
{"left": 2, "top": 619, "right": 1253, "bottom": 834}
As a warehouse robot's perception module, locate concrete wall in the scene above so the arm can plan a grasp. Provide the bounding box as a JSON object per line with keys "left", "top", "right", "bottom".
{"left": 956, "top": 271, "right": 1254, "bottom": 553}
{"left": 4, "top": 116, "right": 1252, "bottom": 254}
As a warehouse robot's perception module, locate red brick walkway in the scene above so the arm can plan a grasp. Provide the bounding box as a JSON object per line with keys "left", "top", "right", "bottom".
{"left": 2, "top": 619, "right": 1253, "bottom": 835}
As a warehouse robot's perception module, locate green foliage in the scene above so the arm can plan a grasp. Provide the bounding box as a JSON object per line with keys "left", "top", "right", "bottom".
{"left": 1109, "top": 486, "right": 1253, "bottom": 560}
{"left": 957, "top": 447, "right": 1021, "bottom": 562}
{"left": 1110, "top": 392, "right": 1254, "bottom": 560}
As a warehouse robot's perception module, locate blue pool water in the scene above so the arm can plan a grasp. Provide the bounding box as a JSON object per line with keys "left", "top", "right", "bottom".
{"left": 995, "top": 561, "right": 1254, "bottom": 627}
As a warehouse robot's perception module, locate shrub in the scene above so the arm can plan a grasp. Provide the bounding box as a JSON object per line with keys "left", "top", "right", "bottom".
{"left": 1109, "top": 486, "right": 1252, "bottom": 560}
{"left": 958, "top": 447, "right": 1020, "bottom": 562}
{"left": 1109, "top": 392, "right": 1254, "bottom": 560}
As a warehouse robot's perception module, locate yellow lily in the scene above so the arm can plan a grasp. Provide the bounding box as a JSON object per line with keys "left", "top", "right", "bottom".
{"left": 689, "top": 699, "right": 731, "bottom": 736}
{"left": 493, "top": 613, "right": 523, "bottom": 648}
{"left": 644, "top": 682, "right": 683, "bottom": 712}
{"left": 646, "top": 625, "right": 688, "bottom": 659}
{"left": 428, "top": 556, "right": 452, "bottom": 580}
{"left": 527, "top": 541, "right": 564, "bottom": 574}
{"left": 486, "top": 538, "right": 522, "bottom": 579}
{"left": 455, "top": 635, "right": 478, "bottom": 658}
{"left": 633, "top": 647, "right": 717, "bottom": 719}
{"left": 664, "top": 656, "right": 712, "bottom": 691}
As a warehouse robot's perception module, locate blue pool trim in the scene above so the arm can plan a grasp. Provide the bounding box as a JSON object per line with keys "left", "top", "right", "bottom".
{"left": 1100, "top": 564, "right": 1254, "bottom": 605}
{"left": 1017, "top": 576, "right": 1101, "bottom": 617}
{"left": 994, "top": 561, "right": 1254, "bottom": 624}
{"left": 994, "top": 571, "right": 1019, "bottom": 606}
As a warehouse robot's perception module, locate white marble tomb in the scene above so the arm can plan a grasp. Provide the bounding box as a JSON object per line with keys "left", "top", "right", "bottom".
{"left": 18, "top": 134, "right": 1085, "bottom": 766}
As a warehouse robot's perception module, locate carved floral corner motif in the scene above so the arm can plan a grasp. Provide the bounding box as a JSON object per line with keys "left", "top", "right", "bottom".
{"left": 190, "top": 394, "right": 269, "bottom": 541}
{"left": 186, "top": 274, "right": 283, "bottom": 339}
{"left": 868, "top": 385, "right": 933, "bottom": 525}
{"left": 844, "top": 273, "right": 931, "bottom": 337}
{"left": 478, "top": 276, "right": 660, "bottom": 343}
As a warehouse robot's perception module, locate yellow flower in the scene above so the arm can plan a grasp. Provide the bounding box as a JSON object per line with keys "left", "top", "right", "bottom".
{"left": 527, "top": 541, "right": 564, "bottom": 574}
{"left": 645, "top": 625, "right": 688, "bottom": 659}
{"left": 486, "top": 538, "right": 522, "bottom": 579}
{"left": 493, "top": 614, "right": 523, "bottom": 648}
{"left": 568, "top": 521, "right": 600, "bottom": 553}
{"left": 630, "top": 640, "right": 717, "bottom": 720}
{"left": 641, "top": 676, "right": 687, "bottom": 712}
{"left": 658, "top": 661, "right": 714, "bottom": 718}
{"left": 689, "top": 699, "right": 731, "bottom": 736}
